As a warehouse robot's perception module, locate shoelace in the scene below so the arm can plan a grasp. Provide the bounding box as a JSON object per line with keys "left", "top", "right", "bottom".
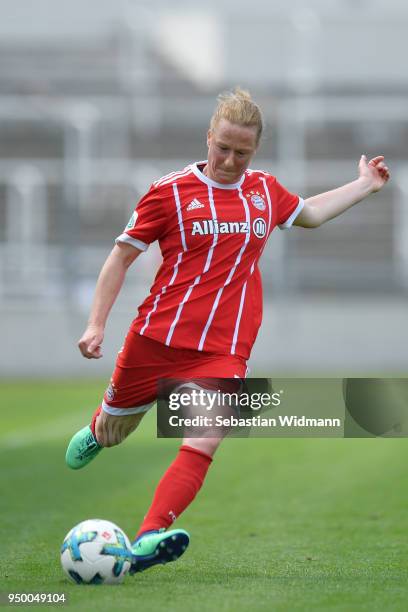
{"left": 77, "top": 438, "right": 99, "bottom": 459}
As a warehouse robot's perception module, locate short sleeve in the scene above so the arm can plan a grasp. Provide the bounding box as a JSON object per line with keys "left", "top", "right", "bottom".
{"left": 115, "top": 184, "right": 167, "bottom": 251}
{"left": 274, "top": 179, "right": 304, "bottom": 229}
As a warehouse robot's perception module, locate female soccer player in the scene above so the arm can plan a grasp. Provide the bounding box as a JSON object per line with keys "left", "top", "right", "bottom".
{"left": 65, "top": 88, "right": 390, "bottom": 573}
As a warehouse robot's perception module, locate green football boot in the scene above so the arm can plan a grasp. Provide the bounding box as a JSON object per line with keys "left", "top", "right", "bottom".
{"left": 129, "top": 528, "right": 190, "bottom": 574}
{"left": 65, "top": 425, "right": 102, "bottom": 470}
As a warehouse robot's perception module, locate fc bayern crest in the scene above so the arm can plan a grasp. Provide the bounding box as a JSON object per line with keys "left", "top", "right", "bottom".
{"left": 106, "top": 380, "right": 117, "bottom": 402}
{"left": 250, "top": 194, "right": 266, "bottom": 211}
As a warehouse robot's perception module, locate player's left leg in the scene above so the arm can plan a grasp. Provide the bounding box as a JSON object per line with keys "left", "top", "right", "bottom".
{"left": 130, "top": 376, "right": 240, "bottom": 573}
{"left": 130, "top": 436, "right": 222, "bottom": 574}
{"left": 134, "top": 435, "right": 221, "bottom": 536}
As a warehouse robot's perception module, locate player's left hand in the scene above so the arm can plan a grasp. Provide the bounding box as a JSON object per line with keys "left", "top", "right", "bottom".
{"left": 358, "top": 155, "right": 390, "bottom": 193}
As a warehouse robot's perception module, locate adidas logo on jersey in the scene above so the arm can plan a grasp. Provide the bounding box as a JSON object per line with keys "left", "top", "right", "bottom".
{"left": 192, "top": 220, "right": 249, "bottom": 236}
{"left": 187, "top": 199, "right": 205, "bottom": 211}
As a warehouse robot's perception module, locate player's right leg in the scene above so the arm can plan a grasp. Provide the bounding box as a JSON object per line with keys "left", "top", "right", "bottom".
{"left": 65, "top": 330, "right": 158, "bottom": 470}
{"left": 65, "top": 408, "right": 145, "bottom": 470}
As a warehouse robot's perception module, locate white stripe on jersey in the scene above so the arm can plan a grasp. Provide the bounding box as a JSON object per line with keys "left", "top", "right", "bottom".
{"left": 159, "top": 169, "right": 193, "bottom": 187}
{"left": 260, "top": 177, "right": 273, "bottom": 243}
{"left": 203, "top": 185, "right": 218, "bottom": 273}
{"left": 165, "top": 184, "right": 219, "bottom": 347}
{"left": 231, "top": 281, "right": 247, "bottom": 355}
{"left": 154, "top": 167, "right": 192, "bottom": 188}
{"left": 248, "top": 177, "right": 273, "bottom": 275}
{"left": 279, "top": 197, "right": 304, "bottom": 229}
{"left": 115, "top": 233, "right": 148, "bottom": 252}
{"left": 153, "top": 168, "right": 186, "bottom": 186}
{"left": 173, "top": 183, "right": 187, "bottom": 252}
{"left": 140, "top": 183, "right": 187, "bottom": 336}
{"left": 249, "top": 176, "right": 273, "bottom": 272}
{"left": 198, "top": 186, "right": 251, "bottom": 351}
{"left": 140, "top": 252, "right": 183, "bottom": 335}
{"left": 166, "top": 275, "right": 200, "bottom": 346}
{"left": 231, "top": 178, "right": 273, "bottom": 350}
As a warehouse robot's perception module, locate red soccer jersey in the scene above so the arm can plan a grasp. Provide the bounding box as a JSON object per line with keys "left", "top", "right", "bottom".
{"left": 116, "top": 161, "right": 304, "bottom": 360}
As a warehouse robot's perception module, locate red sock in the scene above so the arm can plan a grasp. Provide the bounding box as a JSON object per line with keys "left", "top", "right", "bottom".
{"left": 135, "top": 445, "right": 213, "bottom": 539}
{"left": 90, "top": 405, "right": 102, "bottom": 438}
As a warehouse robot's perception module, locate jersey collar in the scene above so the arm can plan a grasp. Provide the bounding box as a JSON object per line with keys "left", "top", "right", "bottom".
{"left": 190, "top": 161, "right": 246, "bottom": 190}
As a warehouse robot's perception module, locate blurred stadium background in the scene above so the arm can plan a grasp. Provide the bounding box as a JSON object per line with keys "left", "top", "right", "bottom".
{"left": 1, "top": 0, "right": 407, "bottom": 377}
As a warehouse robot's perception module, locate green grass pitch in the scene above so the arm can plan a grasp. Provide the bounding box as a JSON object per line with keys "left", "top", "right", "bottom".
{"left": 1, "top": 380, "right": 408, "bottom": 611}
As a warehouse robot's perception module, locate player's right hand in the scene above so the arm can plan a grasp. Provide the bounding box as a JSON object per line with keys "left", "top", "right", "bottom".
{"left": 78, "top": 325, "right": 104, "bottom": 359}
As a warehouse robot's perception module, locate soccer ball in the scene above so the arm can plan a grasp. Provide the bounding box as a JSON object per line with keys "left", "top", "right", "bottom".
{"left": 61, "top": 519, "right": 133, "bottom": 585}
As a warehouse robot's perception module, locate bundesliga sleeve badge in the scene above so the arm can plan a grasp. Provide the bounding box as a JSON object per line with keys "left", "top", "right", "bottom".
{"left": 125, "top": 211, "right": 138, "bottom": 230}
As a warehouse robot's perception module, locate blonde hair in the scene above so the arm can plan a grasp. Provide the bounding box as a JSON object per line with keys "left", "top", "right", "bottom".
{"left": 209, "top": 87, "right": 263, "bottom": 145}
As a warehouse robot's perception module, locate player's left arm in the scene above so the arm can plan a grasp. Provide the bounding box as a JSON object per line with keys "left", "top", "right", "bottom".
{"left": 294, "top": 155, "right": 390, "bottom": 228}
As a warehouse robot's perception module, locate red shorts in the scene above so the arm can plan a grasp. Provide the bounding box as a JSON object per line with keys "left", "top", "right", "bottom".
{"left": 102, "top": 330, "right": 248, "bottom": 415}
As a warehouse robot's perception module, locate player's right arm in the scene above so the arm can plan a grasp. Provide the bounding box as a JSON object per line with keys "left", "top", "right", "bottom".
{"left": 78, "top": 242, "right": 142, "bottom": 359}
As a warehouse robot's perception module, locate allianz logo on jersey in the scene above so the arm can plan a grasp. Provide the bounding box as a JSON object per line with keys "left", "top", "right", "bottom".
{"left": 191, "top": 218, "right": 267, "bottom": 238}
